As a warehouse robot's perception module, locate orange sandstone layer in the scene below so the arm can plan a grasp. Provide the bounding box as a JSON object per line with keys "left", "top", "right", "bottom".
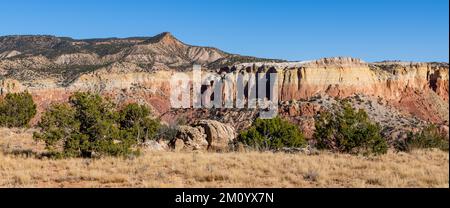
{"left": 1, "top": 57, "right": 448, "bottom": 125}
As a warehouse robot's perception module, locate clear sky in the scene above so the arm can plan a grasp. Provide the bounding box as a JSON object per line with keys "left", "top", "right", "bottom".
{"left": 0, "top": 0, "right": 448, "bottom": 62}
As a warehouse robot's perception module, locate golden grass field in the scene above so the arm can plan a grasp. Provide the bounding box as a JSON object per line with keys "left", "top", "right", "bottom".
{"left": 0, "top": 128, "right": 448, "bottom": 188}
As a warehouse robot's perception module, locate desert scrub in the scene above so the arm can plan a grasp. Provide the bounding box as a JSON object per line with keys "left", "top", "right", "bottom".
{"left": 0, "top": 92, "right": 37, "bottom": 128}
{"left": 34, "top": 92, "right": 160, "bottom": 158}
{"left": 395, "top": 125, "right": 449, "bottom": 152}
{"left": 118, "top": 103, "right": 160, "bottom": 143}
{"left": 314, "top": 101, "right": 387, "bottom": 155}
{"left": 238, "top": 117, "right": 306, "bottom": 150}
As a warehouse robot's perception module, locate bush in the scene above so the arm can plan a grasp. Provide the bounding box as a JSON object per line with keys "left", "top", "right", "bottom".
{"left": 118, "top": 103, "right": 160, "bottom": 143}
{"left": 238, "top": 117, "right": 306, "bottom": 150}
{"left": 314, "top": 102, "right": 387, "bottom": 155}
{"left": 33, "top": 103, "right": 79, "bottom": 154}
{"left": 34, "top": 92, "right": 160, "bottom": 158}
{"left": 395, "top": 125, "right": 449, "bottom": 152}
{"left": 0, "top": 92, "right": 37, "bottom": 127}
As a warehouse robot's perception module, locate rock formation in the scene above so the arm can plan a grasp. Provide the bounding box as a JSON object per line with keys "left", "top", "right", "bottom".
{"left": 0, "top": 33, "right": 448, "bottom": 141}
{"left": 194, "top": 120, "right": 237, "bottom": 151}
{"left": 170, "top": 120, "right": 236, "bottom": 151}
{"left": 170, "top": 125, "right": 208, "bottom": 151}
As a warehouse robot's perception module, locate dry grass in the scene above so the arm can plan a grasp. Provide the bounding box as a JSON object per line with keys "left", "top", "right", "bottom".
{"left": 0, "top": 128, "right": 448, "bottom": 188}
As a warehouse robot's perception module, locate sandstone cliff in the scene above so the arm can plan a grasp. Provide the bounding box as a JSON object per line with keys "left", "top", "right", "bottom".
{"left": 0, "top": 33, "right": 448, "bottom": 140}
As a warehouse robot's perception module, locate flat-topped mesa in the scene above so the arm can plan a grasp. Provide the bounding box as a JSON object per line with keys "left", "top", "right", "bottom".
{"left": 302, "top": 57, "right": 366, "bottom": 67}
{"left": 231, "top": 57, "right": 366, "bottom": 70}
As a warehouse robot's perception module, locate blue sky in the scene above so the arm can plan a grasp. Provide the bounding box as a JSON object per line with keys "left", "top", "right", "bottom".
{"left": 0, "top": 0, "right": 448, "bottom": 62}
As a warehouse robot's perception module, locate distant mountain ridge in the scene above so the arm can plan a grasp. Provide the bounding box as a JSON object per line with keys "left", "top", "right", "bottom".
{"left": 0, "top": 32, "right": 286, "bottom": 85}
{"left": 0, "top": 32, "right": 283, "bottom": 65}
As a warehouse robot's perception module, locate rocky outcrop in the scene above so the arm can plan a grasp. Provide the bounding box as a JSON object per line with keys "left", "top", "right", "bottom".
{"left": 170, "top": 125, "right": 207, "bottom": 151}
{"left": 1, "top": 78, "right": 24, "bottom": 94}
{"left": 0, "top": 33, "right": 448, "bottom": 142}
{"left": 169, "top": 120, "right": 236, "bottom": 151}
{"left": 219, "top": 58, "right": 449, "bottom": 123}
{"left": 194, "top": 120, "right": 237, "bottom": 151}
{"left": 1, "top": 57, "right": 448, "bottom": 129}
{"left": 0, "top": 50, "right": 21, "bottom": 59}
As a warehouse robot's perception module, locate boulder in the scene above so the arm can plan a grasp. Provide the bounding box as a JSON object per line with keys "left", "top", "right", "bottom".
{"left": 171, "top": 125, "right": 207, "bottom": 151}
{"left": 194, "top": 120, "right": 237, "bottom": 151}
{"left": 168, "top": 120, "right": 237, "bottom": 151}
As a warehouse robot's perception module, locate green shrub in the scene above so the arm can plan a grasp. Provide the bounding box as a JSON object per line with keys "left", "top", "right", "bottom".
{"left": 395, "top": 125, "right": 449, "bottom": 152}
{"left": 118, "top": 103, "right": 160, "bottom": 143}
{"left": 34, "top": 92, "right": 160, "bottom": 158}
{"left": 238, "top": 117, "right": 306, "bottom": 150}
{"left": 0, "top": 92, "right": 37, "bottom": 127}
{"left": 33, "top": 103, "right": 79, "bottom": 154}
{"left": 314, "top": 102, "right": 387, "bottom": 155}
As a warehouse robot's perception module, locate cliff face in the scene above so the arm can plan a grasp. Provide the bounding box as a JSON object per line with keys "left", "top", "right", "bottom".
{"left": 233, "top": 58, "right": 449, "bottom": 123}
{"left": 0, "top": 34, "right": 448, "bottom": 139}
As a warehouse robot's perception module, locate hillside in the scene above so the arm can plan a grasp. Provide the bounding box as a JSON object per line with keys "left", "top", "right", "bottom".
{"left": 0, "top": 32, "right": 283, "bottom": 85}
{"left": 0, "top": 33, "right": 448, "bottom": 142}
